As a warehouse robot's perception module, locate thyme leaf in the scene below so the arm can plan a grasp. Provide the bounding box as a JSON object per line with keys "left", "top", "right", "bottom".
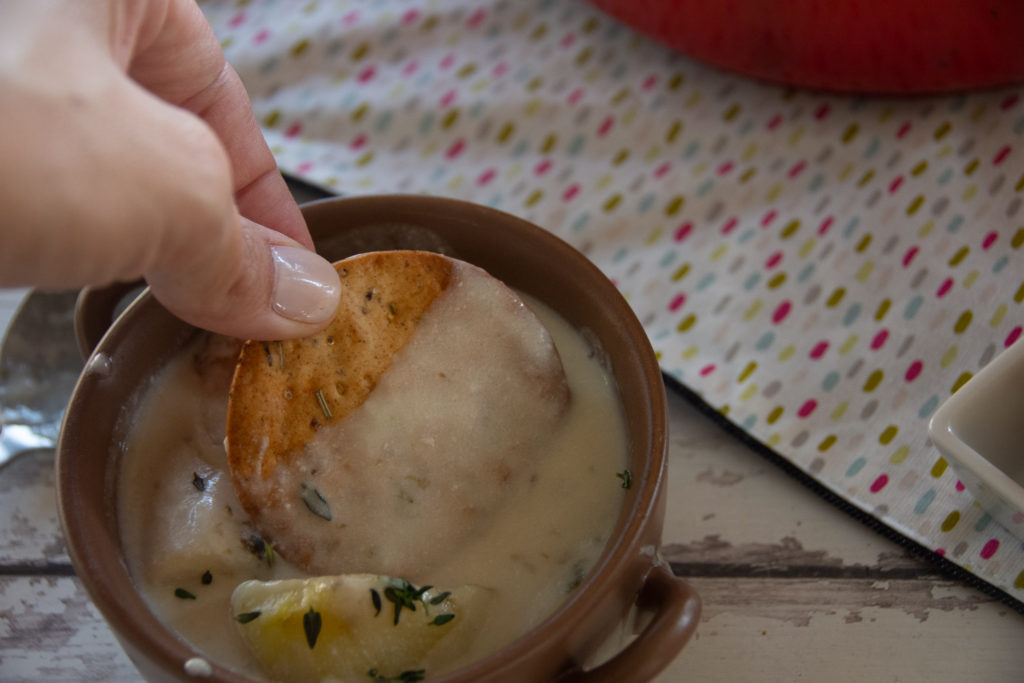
{"left": 428, "top": 591, "right": 451, "bottom": 605}
{"left": 430, "top": 614, "right": 455, "bottom": 626}
{"left": 174, "top": 588, "right": 196, "bottom": 600}
{"left": 616, "top": 469, "right": 632, "bottom": 490}
{"left": 201, "top": 570, "right": 212, "bottom": 585}
{"left": 300, "top": 483, "right": 332, "bottom": 521}
{"left": 235, "top": 611, "right": 262, "bottom": 624}
{"left": 370, "top": 588, "right": 382, "bottom": 616}
{"left": 192, "top": 472, "right": 206, "bottom": 492}
{"left": 241, "top": 527, "right": 276, "bottom": 567}
{"left": 302, "top": 606, "right": 322, "bottom": 649}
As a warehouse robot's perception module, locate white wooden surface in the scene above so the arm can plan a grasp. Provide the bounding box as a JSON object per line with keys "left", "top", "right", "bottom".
{"left": 1, "top": 275, "right": 1024, "bottom": 681}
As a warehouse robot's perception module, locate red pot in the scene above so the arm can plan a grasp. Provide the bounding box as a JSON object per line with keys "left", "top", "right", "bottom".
{"left": 589, "top": 0, "right": 1024, "bottom": 93}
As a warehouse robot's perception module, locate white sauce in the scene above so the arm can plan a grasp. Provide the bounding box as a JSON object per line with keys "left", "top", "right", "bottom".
{"left": 253, "top": 261, "right": 572, "bottom": 577}
{"left": 118, "top": 296, "right": 628, "bottom": 680}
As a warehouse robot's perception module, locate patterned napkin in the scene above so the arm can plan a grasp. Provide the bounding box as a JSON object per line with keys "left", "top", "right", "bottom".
{"left": 201, "top": 0, "right": 1024, "bottom": 607}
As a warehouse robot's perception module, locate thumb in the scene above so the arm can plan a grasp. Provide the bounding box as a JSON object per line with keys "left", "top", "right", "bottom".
{"left": 144, "top": 217, "right": 341, "bottom": 341}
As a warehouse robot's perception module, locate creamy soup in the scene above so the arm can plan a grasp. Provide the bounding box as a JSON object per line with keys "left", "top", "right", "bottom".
{"left": 236, "top": 259, "right": 574, "bottom": 579}
{"left": 118, "top": 296, "right": 628, "bottom": 681}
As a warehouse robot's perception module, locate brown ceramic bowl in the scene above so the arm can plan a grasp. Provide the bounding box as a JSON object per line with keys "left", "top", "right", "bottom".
{"left": 57, "top": 195, "right": 700, "bottom": 682}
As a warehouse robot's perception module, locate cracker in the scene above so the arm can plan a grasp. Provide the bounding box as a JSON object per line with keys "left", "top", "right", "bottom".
{"left": 225, "top": 250, "right": 571, "bottom": 575}
{"left": 226, "top": 251, "right": 452, "bottom": 515}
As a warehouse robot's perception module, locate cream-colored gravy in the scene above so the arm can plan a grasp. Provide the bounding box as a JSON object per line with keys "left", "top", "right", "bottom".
{"left": 251, "top": 260, "right": 572, "bottom": 578}
{"left": 118, "top": 296, "right": 627, "bottom": 680}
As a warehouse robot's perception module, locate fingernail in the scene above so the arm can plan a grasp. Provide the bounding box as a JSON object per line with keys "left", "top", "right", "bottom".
{"left": 270, "top": 246, "right": 340, "bottom": 323}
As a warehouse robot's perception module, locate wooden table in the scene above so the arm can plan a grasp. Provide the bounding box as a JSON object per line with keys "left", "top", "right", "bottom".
{"left": 2, "top": 193, "right": 1023, "bottom": 681}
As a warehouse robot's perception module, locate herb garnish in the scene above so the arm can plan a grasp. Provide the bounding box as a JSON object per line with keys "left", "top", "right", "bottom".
{"left": 235, "top": 611, "right": 262, "bottom": 624}
{"left": 616, "top": 469, "right": 632, "bottom": 489}
{"left": 428, "top": 591, "right": 451, "bottom": 606}
{"left": 368, "top": 669, "right": 426, "bottom": 683}
{"left": 370, "top": 588, "right": 382, "bottom": 616}
{"left": 300, "top": 483, "right": 332, "bottom": 521}
{"left": 315, "top": 389, "right": 333, "bottom": 420}
{"left": 241, "top": 527, "right": 276, "bottom": 568}
{"left": 192, "top": 472, "right": 206, "bottom": 492}
{"left": 264, "top": 542, "right": 276, "bottom": 567}
{"left": 174, "top": 588, "right": 196, "bottom": 600}
{"left": 302, "top": 606, "right": 322, "bottom": 649}
{"left": 383, "top": 578, "right": 432, "bottom": 625}
{"left": 201, "top": 570, "right": 212, "bottom": 585}
{"left": 430, "top": 614, "right": 455, "bottom": 626}
{"left": 566, "top": 560, "right": 587, "bottom": 593}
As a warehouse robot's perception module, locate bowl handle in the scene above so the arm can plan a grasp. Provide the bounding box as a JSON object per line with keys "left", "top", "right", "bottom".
{"left": 562, "top": 565, "right": 701, "bottom": 683}
{"left": 74, "top": 281, "right": 146, "bottom": 359}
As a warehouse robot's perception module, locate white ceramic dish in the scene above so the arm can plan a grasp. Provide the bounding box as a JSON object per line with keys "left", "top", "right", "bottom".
{"left": 928, "top": 339, "right": 1024, "bottom": 540}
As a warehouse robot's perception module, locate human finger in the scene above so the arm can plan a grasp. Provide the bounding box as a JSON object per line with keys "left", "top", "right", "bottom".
{"left": 145, "top": 216, "right": 341, "bottom": 341}
{"left": 125, "top": 0, "right": 311, "bottom": 247}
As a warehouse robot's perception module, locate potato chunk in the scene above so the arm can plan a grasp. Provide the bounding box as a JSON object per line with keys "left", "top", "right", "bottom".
{"left": 231, "top": 574, "right": 492, "bottom": 682}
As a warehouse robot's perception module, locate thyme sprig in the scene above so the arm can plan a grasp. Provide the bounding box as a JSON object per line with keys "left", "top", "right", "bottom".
{"left": 373, "top": 579, "right": 455, "bottom": 627}
{"left": 384, "top": 578, "right": 429, "bottom": 625}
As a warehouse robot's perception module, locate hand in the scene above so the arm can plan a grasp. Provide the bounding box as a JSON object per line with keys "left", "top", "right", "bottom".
{"left": 0, "top": 0, "right": 340, "bottom": 340}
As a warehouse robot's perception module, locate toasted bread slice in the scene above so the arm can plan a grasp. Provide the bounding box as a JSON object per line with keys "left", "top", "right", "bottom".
{"left": 227, "top": 251, "right": 452, "bottom": 486}
{"left": 226, "top": 250, "right": 569, "bottom": 575}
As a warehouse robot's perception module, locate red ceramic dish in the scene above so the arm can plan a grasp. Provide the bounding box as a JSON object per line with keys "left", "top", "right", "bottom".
{"left": 589, "top": 0, "right": 1024, "bottom": 93}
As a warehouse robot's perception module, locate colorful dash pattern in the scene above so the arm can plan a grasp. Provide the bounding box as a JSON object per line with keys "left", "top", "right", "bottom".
{"left": 202, "top": 0, "right": 1024, "bottom": 602}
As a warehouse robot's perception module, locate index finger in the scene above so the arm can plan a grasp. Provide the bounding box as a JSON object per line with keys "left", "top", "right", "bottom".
{"left": 123, "top": 0, "right": 311, "bottom": 248}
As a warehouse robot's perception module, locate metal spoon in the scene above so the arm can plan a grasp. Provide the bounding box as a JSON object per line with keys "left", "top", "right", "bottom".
{"left": 0, "top": 289, "right": 83, "bottom": 465}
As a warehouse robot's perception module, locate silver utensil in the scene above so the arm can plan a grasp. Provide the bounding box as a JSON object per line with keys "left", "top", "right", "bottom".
{"left": 0, "top": 289, "right": 83, "bottom": 465}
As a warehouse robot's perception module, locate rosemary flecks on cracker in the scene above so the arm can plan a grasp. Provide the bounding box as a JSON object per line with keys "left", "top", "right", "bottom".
{"left": 315, "top": 388, "right": 333, "bottom": 420}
